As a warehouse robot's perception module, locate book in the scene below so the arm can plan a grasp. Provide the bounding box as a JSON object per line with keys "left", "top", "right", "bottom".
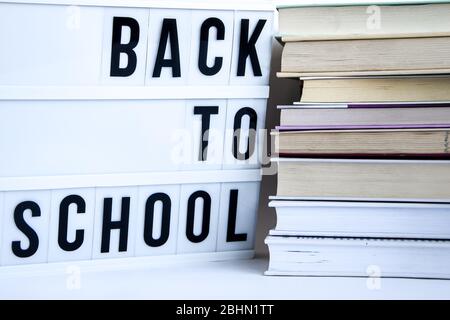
{"left": 265, "top": 236, "right": 450, "bottom": 279}
{"left": 270, "top": 1, "right": 450, "bottom": 282}
{"left": 291, "top": 102, "right": 450, "bottom": 107}
{"left": 280, "top": 37, "right": 450, "bottom": 75}
{"left": 298, "top": 76, "right": 450, "bottom": 103}
{"left": 279, "top": 69, "right": 450, "bottom": 78}
{"left": 273, "top": 128, "right": 450, "bottom": 157}
{"left": 269, "top": 200, "right": 450, "bottom": 239}
{"left": 279, "top": 104, "right": 450, "bottom": 127}
{"left": 276, "top": 158, "right": 450, "bottom": 201}
{"left": 278, "top": 2, "right": 450, "bottom": 39}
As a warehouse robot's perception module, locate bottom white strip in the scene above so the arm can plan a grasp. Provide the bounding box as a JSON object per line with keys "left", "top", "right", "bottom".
{"left": 0, "top": 250, "right": 254, "bottom": 278}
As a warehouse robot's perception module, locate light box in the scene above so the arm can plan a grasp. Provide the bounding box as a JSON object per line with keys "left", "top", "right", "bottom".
{"left": 0, "top": 171, "right": 261, "bottom": 265}
{"left": 0, "top": 1, "right": 273, "bottom": 86}
{"left": 0, "top": 0, "right": 273, "bottom": 268}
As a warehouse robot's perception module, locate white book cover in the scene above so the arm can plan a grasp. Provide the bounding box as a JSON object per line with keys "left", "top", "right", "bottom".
{"left": 269, "top": 200, "right": 450, "bottom": 239}
{"left": 265, "top": 236, "right": 450, "bottom": 279}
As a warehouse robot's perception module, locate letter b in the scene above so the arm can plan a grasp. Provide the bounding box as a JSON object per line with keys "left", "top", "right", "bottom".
{"left": 110, "top": 17, "right": 140, "bottom": 77}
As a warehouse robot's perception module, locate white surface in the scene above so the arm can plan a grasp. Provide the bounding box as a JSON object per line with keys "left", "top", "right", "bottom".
{"left": 1, "top": 257, "right": 450, "bottom": 299}
{"left": 0, "top": 3, "right": 103, "bottom": 86}
{"left": 0, "top": 100, "right": 183, "bottom": 176}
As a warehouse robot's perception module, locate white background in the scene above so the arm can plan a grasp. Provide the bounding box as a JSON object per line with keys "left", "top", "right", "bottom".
{"left": 2, "top": 0, "right": 450, "bottom": 299}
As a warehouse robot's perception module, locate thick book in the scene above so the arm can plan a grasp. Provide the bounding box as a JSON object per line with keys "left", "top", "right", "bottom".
{"left": 273, "top": 128, "right": 450, "bottom": 158}
{"left": 278, "top": 2, "right": 450, "bottom": 39}
{"left": 269, "top": 200, "right": 450, "bottom": 239}
{"left": 279, "top": 104, "right": 450, "bottom": 128}
{"left": 276, "top": 158, "right": 450, "bottom": 201}
{"left": 298, "top": 76, "right": 450, "bottom": 103}
{"left": 265, "top": 236, "right": 450, "bottom": 279}
{"left": 280, "top": 37, "right": 450, "bottom": 75}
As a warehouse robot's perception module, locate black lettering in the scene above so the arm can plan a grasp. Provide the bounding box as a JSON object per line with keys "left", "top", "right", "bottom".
{"left": 58, "top": 195, "right": 85, "bottom": 252}
{"left": 110, "top": 17, "right": 140, "bottom": 77}
{"left": 198, "top": 18, "right": 225, "bottom": 76}
{"left": 233, "top": 107, "right": 258, "bottom": 160}
{"left": 226, "top": 190, "right": 247, "bottom": 242}
{"left": 101, "top": 197, "right": 130, "bottom": 253}
{"left": 144, "top": 193, "right": 171, "bottom": 247}
{"left": 237, "top": 19, "right": 266, "bottom": 77}
{"left": 153, "top": 18, "right": 181, "bottom": 78}
{"left": 12, "top": 201, "right": 40, "bottom": 258}
{"left": 194, "top": 106, "right": 219, "bottom": 161}
{"left": 186, "top": 191, "right": 211, "bottom": 243}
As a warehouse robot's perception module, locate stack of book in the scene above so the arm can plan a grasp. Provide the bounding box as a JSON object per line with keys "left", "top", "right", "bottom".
{"left": 265, "top": 2, "right": 450, "bottom": 279}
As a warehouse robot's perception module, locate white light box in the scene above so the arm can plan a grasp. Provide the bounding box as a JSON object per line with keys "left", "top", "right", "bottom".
{"left": 0, "top": 97, "right": 267, "bottom": 176}
{"left": 0, "top": 174, "right": 261, "bottom": 266}
{"left": 0, "top": 0, "right": 273, "bottom": 268}
{"left": 0, "top": 1, "right": 273, "bottom": 86}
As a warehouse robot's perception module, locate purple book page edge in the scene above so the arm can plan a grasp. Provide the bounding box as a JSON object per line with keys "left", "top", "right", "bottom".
{"left": 276, "top": 124, "right": 450, "bottom": 131}
{"left": 281, "top": 102, "right": 450, "bottom": 109}
{"left": 349, "top": 103, "right": 450, "bottom": 108}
